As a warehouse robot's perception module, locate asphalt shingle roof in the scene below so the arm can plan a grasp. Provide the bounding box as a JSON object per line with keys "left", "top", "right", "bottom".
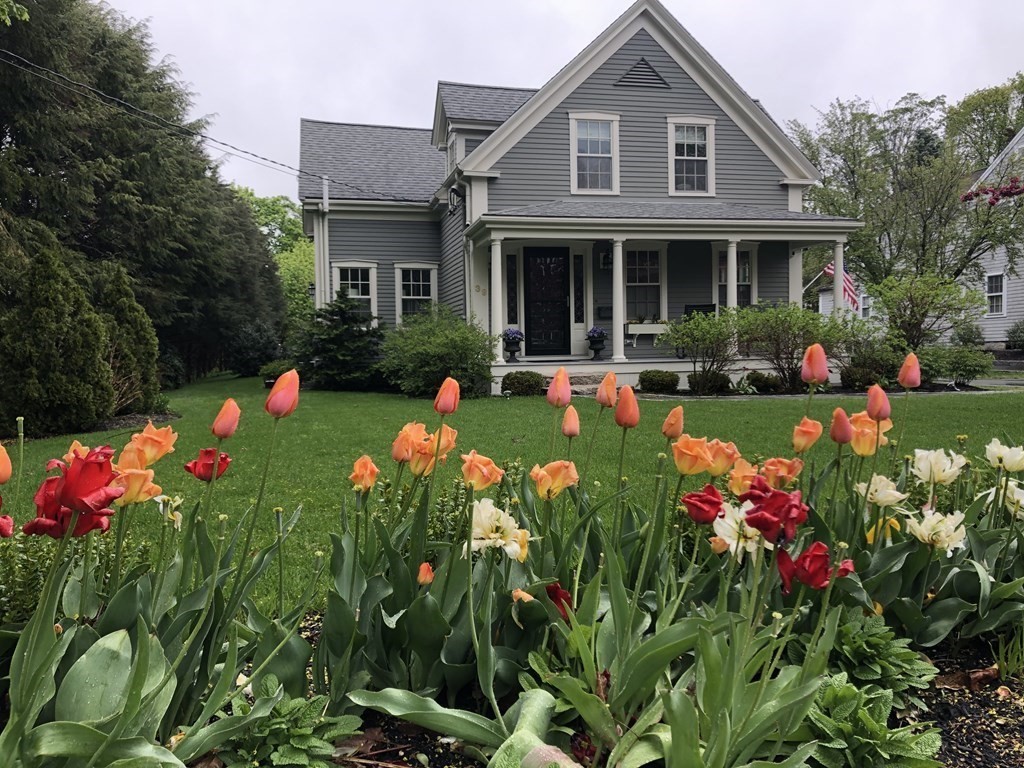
{"left": 437, "top": 81, "right": 537, "bottom": 124}
{"left": 298, "top": 120, "right": 445, "bottom": 203}
{"left": 489, "top": 200, "right": 861, "bottom": 223}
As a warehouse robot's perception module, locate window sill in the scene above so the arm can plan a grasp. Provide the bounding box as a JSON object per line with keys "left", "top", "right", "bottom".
{"left": 570, "top": 189, "right": 620, "bottom": 196}
{"left": 668, "top": 189, "right": 715, "bottom": 197}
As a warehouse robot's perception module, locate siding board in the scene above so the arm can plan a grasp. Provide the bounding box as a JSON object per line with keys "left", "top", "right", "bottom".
{"left": 439, "top": 202, "right": 466, "bottom": 316}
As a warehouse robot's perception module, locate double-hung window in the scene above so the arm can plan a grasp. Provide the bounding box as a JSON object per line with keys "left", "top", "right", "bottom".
{"left": 667, "top": 116, "right": 715, "bottom": 195}
{"left": 626, "top": 249, "right": 665, "bottom": 321}
{"left": 395, "top": 263, "right": 438, "bottom": 323}
{"left": 986, "top": 272, "right": 1006, "bottom": 316}
{"left": 333, "top": 262, "right": 377, "bottom": 322}
{"left": 570, "top": 112, "right": 619, "bottom": 194}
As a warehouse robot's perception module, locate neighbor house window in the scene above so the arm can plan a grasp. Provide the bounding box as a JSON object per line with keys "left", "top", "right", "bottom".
{"left": 667, "top": 116, "right": 715, "bottom": 195}
{"left": 395, "top": 263, "right": 438, "bottom": 323}
{"left": 716, "top": 251, "right": 754, "bottom": 307}
{"left": 333, "top": 262, "right": 377, "bottom": 322}
{"left": 626, "top": 249, "right": 664, "bottom": 321}
{"left": 860, "top": 292, "right": 873, "bottom": 319}
{"left": 570, "top": 112, "right": 619, "bottom": 194}
{"left": 987, "top": 272, "right": 1006, "bottom": 315}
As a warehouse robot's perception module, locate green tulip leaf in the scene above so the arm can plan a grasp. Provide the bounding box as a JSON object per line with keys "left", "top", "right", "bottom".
{"left": 23, "top": 721, "right": 184, "bottom": 766}
{"left": 348, "top": 688, "right": 506, "bottom": 748}
{"left": 55, "top": 629, "right": 133, "bottom": 725}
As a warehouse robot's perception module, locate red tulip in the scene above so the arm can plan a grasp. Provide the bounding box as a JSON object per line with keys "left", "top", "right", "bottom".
{"left": 265, "top": 369, "right": 300, "bottom": 419}
{"left": 184, "top": 448, "right": 231, "bottom": 483}
{"left": 801, "top": 344, "right": 829, "bottom": 385}
{"left": 546, "top": 582, "right": 572, "bottom": 622}
{"left": 212, "top": 398, "right": 241, "bottom": 439}
{"left": 777, "top": 541, "right": 832, "bottom": 595}
{"left": 680, "top": 484, "right": 723, "bottom": 525}
{"left": 740, "top": 477, "right": 808, "bottom": 544}
{"left": 0, "top": 510, "right": 11, "bottom": 538}
{"left": 24, "top": 446, "right": 124, "bottom": 538}
{"left": 898, "top": 353, "right": 921, "bottom": 389}
{"left": 614, "top": 386, "right": 640, "bottom": 429}
{"left": 866, "top": 384, "right": 891, "bottom": 421}
{"left": 829, "top": 408, "right": 853, "bottom": 445}
{"left": 433, "top": 377, "right": 460, "bottom": 415}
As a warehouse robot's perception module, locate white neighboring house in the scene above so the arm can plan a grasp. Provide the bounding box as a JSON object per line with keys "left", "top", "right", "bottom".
{"left": 818, "top": 285, "right": 872, "bottom": 319}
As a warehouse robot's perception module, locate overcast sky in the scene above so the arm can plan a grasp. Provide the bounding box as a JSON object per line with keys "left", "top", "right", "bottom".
{"left": 109, "top": 0, "right": 1024, "bottom": 201}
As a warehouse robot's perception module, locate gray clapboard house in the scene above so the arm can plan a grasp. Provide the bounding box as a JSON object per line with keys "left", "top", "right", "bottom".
{"left": 298, "top": 0, "right": 861, "bottom": 388}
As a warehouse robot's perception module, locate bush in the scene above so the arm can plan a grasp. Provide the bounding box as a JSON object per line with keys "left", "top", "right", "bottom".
{"left": 259, "top": 359, "right": 296, "bottom": 381}
{"left": 836, "top": 323, "right": 901, "bottom": 390}
{"left": 0, "top": 216, "right": 114, "bottom": 437}
{"left": 638, "top": 369, "right": 679, "bottom": 394}
{"left": 744, "top": 370, "right": 784, "bottom": 394}
{"left": 915, "top": 346, "right": 946, "bottom": 388}
{"left": 656, "top": 309, "right": 738, "bottom": 377}
{"left": 1006, "top": 318, "right": 1024, "bottom": 350}
{"left": 501, "top": 370, "right": 545, "bottom": 396}
{"left": 295, "top": 295, "right": 382, "bottom": 390}
{"left": 687, "top": 370, "right": 732, "bottom": 396}
{"left": 379, "top": 305, "right": 495, "bottom": 397}
{"left": 225, "top": 319, "right": 282, "bottom": 377}
{"left": 952, "top": 321, "right": 985, "bottom": 348}
{"left": 870, "top": 275, "right": 985, "bottom": 349}
{"left": 945, "top": 345, "right": 994, "bottom": 386}
{"left": 157, "top": 349, "right": 187, "bottom": 391}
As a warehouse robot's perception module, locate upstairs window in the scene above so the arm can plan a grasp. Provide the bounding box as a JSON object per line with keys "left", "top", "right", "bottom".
{"left": 570, "top": 112, "right": 619, "bottom": 194}
{"left": 668, "top": 116, "right": 715, "bottom": 196}
{"left": 987, "top": 272, "right": 1005, "bottom": 316}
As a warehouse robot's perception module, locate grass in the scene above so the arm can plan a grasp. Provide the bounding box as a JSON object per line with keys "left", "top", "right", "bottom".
{"left": 5, "top": 376, "right": 1024, "bottom": 609}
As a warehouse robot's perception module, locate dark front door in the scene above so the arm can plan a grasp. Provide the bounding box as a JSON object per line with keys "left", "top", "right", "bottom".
{"left": 523, "top": 247, "right": 571, "bottom": 356}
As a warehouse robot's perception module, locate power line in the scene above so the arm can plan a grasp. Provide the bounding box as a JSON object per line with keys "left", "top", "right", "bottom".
{"left": 0, "top": 47, "right": 403, "bottom": 201}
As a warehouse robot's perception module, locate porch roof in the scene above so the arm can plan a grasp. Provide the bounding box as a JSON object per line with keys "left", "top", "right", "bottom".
{"left": 488, "top": 200, "right": 859, "bottom": 223}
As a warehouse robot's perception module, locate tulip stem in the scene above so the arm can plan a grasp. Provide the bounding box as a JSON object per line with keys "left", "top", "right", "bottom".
{"left": 276, "top": 508, "right": 285, "bottom": 619}
{"left": 892, "top": 387, "right": 912, "bottom": 476}
{"left": 547, "top": 409, "right": 560, "bottom": 462}
{"left": 580, "top": 406, "right": 606, "bottom": 488}
{"left": 12, "top": 416, "right": 24, "bottom": 516}
{"left": 805, "top": 382, "right": 816, "bottom": 418}
{"left": 614, "top": 427, "right": 628, "bottom": 542}
{"left": 387, "top": 463, "right": 405, "bottom": 530}
{"left": 108, "top": 502, "right": 131, "bottom": 598}
{"left": 78, "top": 533, "right": 93, "bottom": 620}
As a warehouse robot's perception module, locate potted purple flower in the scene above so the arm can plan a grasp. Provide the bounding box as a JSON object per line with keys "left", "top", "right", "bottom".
{"left": 586, "top": 326, "right": 607, "bottom": 360}
{"left": 502, "top": 327, "right": 525, "bottom": 363}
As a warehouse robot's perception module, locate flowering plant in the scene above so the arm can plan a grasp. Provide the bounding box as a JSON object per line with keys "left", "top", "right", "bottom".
{"left": 502, "top": 327, "right": 525, "bottom": 343}
{"left": 585, "top": 326, "right": 607, "bottom": 341}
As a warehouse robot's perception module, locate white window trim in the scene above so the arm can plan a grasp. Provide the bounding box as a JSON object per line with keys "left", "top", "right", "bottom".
{"left": 986, "top": 271, "right": 1006, "bottom": 317}
{"left": 569, "top": 111, "right": 620, "bottom": 195}
{"left": 332, "top": 261, "right": 378, "bottom": 325}
{"left": 625, "top": 244, "right": 669, "bottom": 322}
{"left": 667, "top": 115, "right": 716, "bottom": 197}
{"left": 394, "top": 262, "right": 438, "bottom": 324}
{"left": 711, "top": 242, "right": 759, "bottom": 310}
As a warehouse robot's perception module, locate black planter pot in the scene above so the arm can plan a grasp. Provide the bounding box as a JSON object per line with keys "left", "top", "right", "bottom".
{"left": 589, "top": 338, "right": 606, "bottom": 360}
{"left": 505, "top": 341, "right": 521, "bottom": 363}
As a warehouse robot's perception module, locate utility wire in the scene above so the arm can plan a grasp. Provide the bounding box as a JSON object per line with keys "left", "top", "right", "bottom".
{"left": 0, "top": 47, "right": 405, "bottom": 202}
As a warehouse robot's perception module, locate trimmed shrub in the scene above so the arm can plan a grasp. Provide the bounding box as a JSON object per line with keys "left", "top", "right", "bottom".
{"left": 915, "top": 346, "right": 947, "bottom": 388}
{"left": 744, "top": 370, "right": 784, "bottom": 394}
{"left": 0, "top": 216, "right": 114, "bottom": 437}
{"left": 638, "top": 369, "right": 680, "bottom": 394}
{"left": 945, "top": 346, "right": 994, "bottom": 386}
{"left": 259, "top": 359, "right": 295, "bottom": 381}
{"left": 296, "top": 295, "right": 383, "bottom": 390}
{"left": 656, "top": 309, "right": 738, "bottom": 377}
{"left": 836, "top": 325, "right": 901, "bottom": 391}
{"left": 688, "top": 370, "right": 732, "bottom": 396}
{"left": 380, "top": 305, "right": 495, "bottom": 398}
{"left": 952, "top": 321, "right": 985, "bottom": 348}
{"left": 1006, "top": 318, "right": 1024, "bottom": 350}
{"left": 501, "top": 370, "right": 545, "bottom": 396}
{"left": 224, "top": 319, "right": 282, "bottom": 377}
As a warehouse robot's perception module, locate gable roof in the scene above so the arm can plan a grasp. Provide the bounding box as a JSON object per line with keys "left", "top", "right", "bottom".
{"left": 298, "top": 119, "right": 445, "bottom": 203}
{"left": 437, "top": 82, "right": 537, "bottom": 124}
{"left": 977, "top": 124, "right": 1024, "bottom": 184}
{"left": 461, "top": 0, "right": 818, "bottom": 182}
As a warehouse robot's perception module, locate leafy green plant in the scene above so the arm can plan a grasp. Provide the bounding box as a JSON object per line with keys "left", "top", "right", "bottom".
{"left": 260, "top": 358, "right": 297, "bottom": 381}
{"left": 992, "top": 623, "right": 1024, "bottom": 680}
{"left": 216, "top": 675, "right": 360, "bottom": 767}
{"left": 943, "top": 346, "right": 994, "bottom": 386}
{"left": 295, "top": 294, "right": 383, "bottom": 390}
{"left": 805, "top": 673, "right": 942, "bottom": 768}
{"left": 380, "top": 305, "right": 495, "bottom": 397}
{"left": 835, "top": 322, "right": 901, "bottom": 390}
{"left": 1006, "top": 318, "right": 1024, "bottom": 350}
{"left": 870, "top": 275, "right": 985, "bottom": 350}
{"left": 951, "top": 321, "right": 985, "bottom": 348}
{"left": 688, "top": 370, "right": 732, "bottom": 396}
{"left": 657, "top": 309, "right": 738, "bottom": 378}
{"left": 638, "top": 369, "right": 679, "bottom": 394}
{"left": 502, "top": 370, "right": 545, "bottom": 396}
{"left": 743, "top": 370, "right": 784, "bottom": 394}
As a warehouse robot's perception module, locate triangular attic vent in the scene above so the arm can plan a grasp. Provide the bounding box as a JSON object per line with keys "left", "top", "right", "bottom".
{"left": 615, "top": 57, "right": 669, "bottom": 88}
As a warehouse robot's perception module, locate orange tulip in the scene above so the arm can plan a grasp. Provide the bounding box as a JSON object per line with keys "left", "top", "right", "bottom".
{"left": 129, "top": 422, "right": 178, "bottom": 467}
{"left": 705, "top": 439, "right": 740, "bottom": 477}
{"left": 709, "top": 536, "right": 730, "bottom": 555}
{"left": 546, "top": 367, "right": 571, "bottom": 408}
{"left": 212, "top": 398, "right": 241, "bottom": 440}
{"left": 417, "top": 562, "right": 435, "bottom": 586}
{"left": 614, "top": 386, "right": 640, "bottom": 429}
{"left": 392, "top": 422, "right": 429, "bottom": 463}
{"left": 461, "top": 449, "right": 504, "bottom": 490}
{"left": 114, "top": 444, "right": 147, "bottom": 472}
{"left": 898, "top": 352, "right": 921, "bottom": 389}
{"left": 762, "top": 457, "right": 804, "bottom": 489}
{"left": 801, "top": 343, "right": 829, "bottom": 385}
{"left": 0, "top": 445, "right": 10, "bottom": 485}
{"left": 409, "top": 425, "right": 458, "bottom": 477}
{"left": 62, "top": 440, "right": 91, "bottom": 465}
{"left": 829, "top": 408, "right": 853, "bottom": 445}
{"left": 849, "top": 411, "right": 893, "bottom": 457}
{"left": 661, "top": 406, "right": 684, "bottom": 440}
{"left": 727, "top": 458, "right": 759, "bottom": 496}
{"left": 265, "top": 369, "right": 300, "bottom": 419}
{"left": 112, "top": 468, "right": 162, "bottom": 507}
{"left": 433, "top": 377, "right": 460, "bottom": 415}
{"left": 561, "top": 406, "right": 580, "bottom": 438}
{"left": 672, "top": 435, "right": 712, "bottom": 476}
{"left": 792, "top": 417, "right": 824, "bottom": 454}
{"left": 349, "top": 455, "right": 380, "bottom": 493}
{"left": 596, "top": 371, "right": 617, "bottom": 408}
{"left": 530, "top": 460, "right": 579, "bottom": 500}
{"left": 866, "top": 384, "right": 891, "bottom": 421}
{"left": 511, "top": 588, "right": 534, "bottom": 602}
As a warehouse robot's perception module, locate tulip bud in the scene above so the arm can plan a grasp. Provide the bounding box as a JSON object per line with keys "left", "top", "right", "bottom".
{"left": 561, "top": 405, "right": 580, "bottom": 438}
{"left": 546, "top": 367, "right": 571, "bottom": 408}
{"left": 265, "top": 369, "right": 300, "bottom": 419}
{"left": 211, "top": 398, "right": 241, "bottom": 439}
{"left": 898, "top": 352, "right": 921, "bottom": 389}
{"left": 866, "top": 384, "right": 891, "bottom": 421}
{"left": 417, "top": 562, "right": 434, "bottom": 586}
{"left": 801, "top": 343, "right": 829, "bottom": 385}
{"left": 829, "top": 408, "right": 853, "bottom": 445}
{"left": 511, "top": 588, "right": 534, "bottom": 603}
{"left": 433, "top": 377, "right": 460, "bottom": 415}
{"left": 614, "top": 386, "right": 640, "bottom": 429}
{"left": 661, "top": 405, "right": 684, "bottom": 440}
{"left": 596, "top": 371, "right": 617, "bottom": 408}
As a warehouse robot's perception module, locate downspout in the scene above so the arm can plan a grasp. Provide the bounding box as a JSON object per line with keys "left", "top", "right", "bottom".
{"left": 318, "top": 176, "right": 330, "bottom": 308}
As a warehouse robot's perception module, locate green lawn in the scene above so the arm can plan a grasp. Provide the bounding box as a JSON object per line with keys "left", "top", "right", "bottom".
{"left": 6, "top": 376, "right": 1024, "bottom": 607}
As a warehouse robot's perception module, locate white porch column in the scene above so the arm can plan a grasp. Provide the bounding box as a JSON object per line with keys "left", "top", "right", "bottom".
{"left": 489, "top": 238, "right": 504, "bottom": 362}
{"left": 611, "top": 239, "right": 626, "bottom": 362}
{"left": 726, "top": 239, "right": 738, "bottom": 308}
{"left": 832, "top": 241, "right": 845, "bottom": 313}
{"left": 789, "top": 248, "right": 803, "bottom": 305}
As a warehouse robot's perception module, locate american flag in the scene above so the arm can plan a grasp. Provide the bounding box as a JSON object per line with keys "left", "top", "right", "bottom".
{"left": 823, "top": 261, "right": 860, "bottom": 311}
